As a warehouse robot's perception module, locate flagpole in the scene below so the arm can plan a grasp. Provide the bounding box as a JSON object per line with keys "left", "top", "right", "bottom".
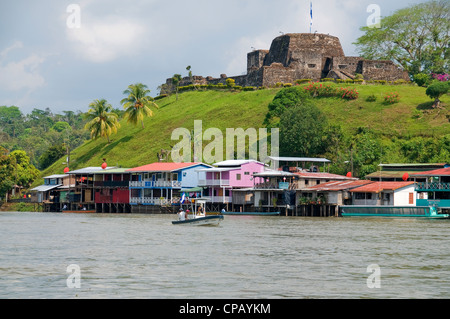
{"left": 310, "top": 1, "right": 313, "bottom": 33}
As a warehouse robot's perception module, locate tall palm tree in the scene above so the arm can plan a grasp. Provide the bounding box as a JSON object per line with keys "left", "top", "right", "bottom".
{"left": 120, "top": 83, "right": 158, "bottom": 128}
{"left": 84, "top": 99, "right": 120, "bottom": 143}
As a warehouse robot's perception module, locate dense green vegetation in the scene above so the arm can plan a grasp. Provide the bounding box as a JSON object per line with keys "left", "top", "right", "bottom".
{"left": 0, "top": 106, "right": 89, "bottom": 170}
{"left": 30, "top": 82, "right": 449, "bottom": 185}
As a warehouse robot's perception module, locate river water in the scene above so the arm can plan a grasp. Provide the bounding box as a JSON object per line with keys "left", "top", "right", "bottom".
{"left": 0, "top": 211, "right": 448, "bottom": 299}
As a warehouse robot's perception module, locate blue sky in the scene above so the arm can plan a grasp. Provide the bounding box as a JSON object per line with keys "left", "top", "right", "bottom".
{"left": 0, "top": 0, "right": 427, "bottom": 114}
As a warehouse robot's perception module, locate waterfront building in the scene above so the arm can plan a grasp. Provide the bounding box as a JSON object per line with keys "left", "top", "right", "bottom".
{"left": 365, "top": 163, "right": 447, "bottom": 182}
{"left": 30, "top": 174, "right": 75, "bottom": 208}
{"left": 93, "top": 168, "right": 131, "bottom": 213}
{"left": 349, "top": 181, "right": 417, "bottom": 206}
{"left": 196, "top": 160, "right": 266, "bottom": 210}
{"left": 127, "top": 162, "right": 212, "bottom": 207}
{"left": 302, "top": 180, "right": 374, "bottom": 206}
{"left": 412, "top": 167, "right": 450, "bottom": 213}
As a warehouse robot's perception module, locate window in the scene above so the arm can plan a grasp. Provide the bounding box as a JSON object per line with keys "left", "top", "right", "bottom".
{"left": 236, "top": 174, "right": 241, "bottom": 180}
{"left": 409, "top": 193, "right": 414, "bottom": 205}
{"left": 308, "top": 64, "right": 316, "bottom": 68}
{"left": 244, "top": 172, "right": 250, "bottom": 175}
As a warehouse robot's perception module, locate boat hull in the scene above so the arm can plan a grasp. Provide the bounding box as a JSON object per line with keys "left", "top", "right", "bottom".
{"left": 341, "top": 206, "right": 449, "bottom": 219}
{"left": 172, "top": 215, "right": 224, "bottom": 226}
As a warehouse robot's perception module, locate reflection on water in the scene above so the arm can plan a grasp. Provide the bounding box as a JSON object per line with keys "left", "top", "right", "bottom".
{"left": 0, "top": 212, "right": 448, "bottom": 298}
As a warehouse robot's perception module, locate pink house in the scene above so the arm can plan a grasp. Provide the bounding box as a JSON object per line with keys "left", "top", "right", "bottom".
{"left": 197, "top": 160, "right": 266, "bottom": 204}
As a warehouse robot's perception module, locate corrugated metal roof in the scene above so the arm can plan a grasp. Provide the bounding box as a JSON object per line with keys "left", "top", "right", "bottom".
{"left": 92, "top": 168, "right": 131, "bottom": 174}
{"left": 269, "top": 156, "right": 331, "bottom": 163}
{"left": 412, "top": 167, "right": 450, "bottom": 177}
{"left": 294, "top": 172, "right": 356, "bottom": 180}
{"left": 30, "top": 184, "right": 62, "bottom": 192}
{"left": 44, "top": 174, "right": 69, "bottom": 179}
{"left": 214, "top": 160, "right": 262, "bottom": 166}
{"left": 305, "top": 180, "right": 373, "bottom": 191}
{"left": 349, "top": 181, "right": 415, "bottom": 193}
{"left": 68, "top": 167, "right": 116, "bottom": 174}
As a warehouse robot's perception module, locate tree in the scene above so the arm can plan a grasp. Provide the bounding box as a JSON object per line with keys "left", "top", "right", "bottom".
{"left": 38, "top": 144, "right": 66, "bottom": 170}
{"left": 279, "top": 103, "right": 327, "bottom": 157}
{"left": 84, "top": 99, "right": 121, "bottom": 143}
{"left": 426, "top": 81, "right": 450, "bottom": 108}
{"left": 264, "top": 86, "right": 313, "bottom": 128}
{"left": 172, "top": 74, "right": 182, "bottom": 101}
{"left": 354, "top": 0, "right": 450, "bottom": 76}
{"left": 121, "top": 83, "right": 158, "bottom": 128}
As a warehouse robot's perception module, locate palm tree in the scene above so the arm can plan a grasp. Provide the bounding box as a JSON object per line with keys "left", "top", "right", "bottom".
{"left": 84, "top": 99, "right": 120, "bottom": 143}
{"left": 120, "top": 83, "right": 158, "bottom": 128}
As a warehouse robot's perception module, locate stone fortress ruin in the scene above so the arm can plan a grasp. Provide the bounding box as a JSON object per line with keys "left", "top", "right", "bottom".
{"left": 163, "top": 33, "right": 410, "bottom": 90}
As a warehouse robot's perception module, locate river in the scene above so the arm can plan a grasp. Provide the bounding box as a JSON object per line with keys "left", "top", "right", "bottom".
{"left": 0, "top": 211, "right": 448, "bottom": 299}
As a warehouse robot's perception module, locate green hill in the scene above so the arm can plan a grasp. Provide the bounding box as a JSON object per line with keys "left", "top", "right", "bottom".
{"left": 39, "top": 83, "right": 449, "bottom": 179}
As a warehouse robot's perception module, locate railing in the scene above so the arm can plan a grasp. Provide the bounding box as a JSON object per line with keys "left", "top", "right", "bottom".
{"left": 198, "top": 179, "right": 230, "bottom": 187}
{"left": 204, "top": 196, "right": 232, "bottom": 203}
{"left": 94, "top": 181, "right": 129, "bottom": 188}
{"left": 416, "top": 182, "right": 450, "bottom": 191}
{"left": 254, "top": 182, "right": 297, "bottom": 190}
{"left": 130, "top": 197, "right": 172, "bottom": 205}
{"left": 129, "top": 181, "right": 181, "bottom": 188}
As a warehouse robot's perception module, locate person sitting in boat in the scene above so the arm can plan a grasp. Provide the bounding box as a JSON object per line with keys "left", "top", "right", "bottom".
{"left": 221, "top": 208, "right": 226, "bottom": 214}
{"left": 178, "top": 209, "right": 186, "bottom": 221}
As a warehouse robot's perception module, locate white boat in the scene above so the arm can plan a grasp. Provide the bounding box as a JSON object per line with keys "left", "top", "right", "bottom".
{"left": 172, "top": 198, "right": 224, "bottom": 226}
{"left": 172, "top": 214, "right": 224, "bottom": 226}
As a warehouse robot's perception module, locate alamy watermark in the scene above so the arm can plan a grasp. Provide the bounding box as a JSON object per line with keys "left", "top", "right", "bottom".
{"left": 367, "top": 4, "right": 381, "bottom": 29}
{"left": 66, "top": 264, "right": 81, "bottom": 289}
{"left": 367, "top": 264, "right": 381, "bottom": 289}
{"left": 66, "top": 4, "right": 81, "bottom": 29}
{"left": 171, "top": 120, "right": 279, "bottom": 167}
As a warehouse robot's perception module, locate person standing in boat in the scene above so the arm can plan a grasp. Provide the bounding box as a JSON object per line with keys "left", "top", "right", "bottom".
{"left": 178, "top": 209, "right": 186, "bottom": 221}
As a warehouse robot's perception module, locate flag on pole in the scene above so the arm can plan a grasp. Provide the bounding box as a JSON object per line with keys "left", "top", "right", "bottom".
{"left": 310, "top": 1, "right": 313, "bottom": 33}
{"left": 181, "top": 193, "right": 186, "bottom": 204}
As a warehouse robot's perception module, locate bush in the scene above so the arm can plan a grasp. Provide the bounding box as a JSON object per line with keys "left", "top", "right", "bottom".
{"left": 295, "top": 79, "right": 313, "bottom": 85}
{"left": 384, "top": 92, "right": 400, "bottom": 104}
{"left": 303, "top": 82, "right": 359, "bottom": 100}
{"left": 283, "top": 83, "right": 293, "bottom": 87}
{"left": 320, "top": 78, "right": 335, "bottom": 82}
{"left": 226, "top": 78, "right": 235, "bottom": 88}
{"left": 243, "top": 86, "right": 256, "bottom": 91}
{"left": 366, "top": 94, "right": 377, "bottom": 102}
{"left": 413, "top": 73, "right": 431, "bottom": 87}
{"left": 341, "top": 87, "right": 359, "bottom": 100}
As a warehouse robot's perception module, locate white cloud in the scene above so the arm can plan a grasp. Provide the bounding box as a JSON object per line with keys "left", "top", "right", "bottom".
{"left": 66, "top": 17, "right": 147, "bottom": 63}
{"left": 0, "top": 41, "right": 46, "bottom": 91}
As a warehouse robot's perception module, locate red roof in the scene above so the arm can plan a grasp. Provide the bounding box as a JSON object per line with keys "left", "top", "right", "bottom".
{"left": 350, "top": 181, "right": 415, "bottom": 193}
{"left": 305, "top": 180, "right": 373, "bottom": 191}
{"left": 127, "top": 162, "right": 202, "bottom": 172}
{"left": 411, "top": 167, "right": 450, "bottom": 176}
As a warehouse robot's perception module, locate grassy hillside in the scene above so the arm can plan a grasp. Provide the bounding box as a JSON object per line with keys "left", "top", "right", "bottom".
{"left": 39, "top": 83, "right": 449, "bottom": 180}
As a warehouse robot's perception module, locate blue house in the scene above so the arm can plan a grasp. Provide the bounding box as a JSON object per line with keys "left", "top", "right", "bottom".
{"left": 126, "top": 162, "right": 211, "bottom": 206}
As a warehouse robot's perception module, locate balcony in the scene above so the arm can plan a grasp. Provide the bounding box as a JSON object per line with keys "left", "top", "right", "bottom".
{"left": 198, "top": 179, "right": 230, "bottom": 187}
{"left": 204, "top": 196, "right": 232, "bottom": 203}
{"left": 254, "top": 181, "right": 297, "bottom": 190}
{"left": 415, "top": 182, "right": 450, "bottom": 192}
{"left": 129, "top": 181, "right": 181, "bottom": 188}
{"left": 130, "top": 197, "right": 173, "bottom": 205}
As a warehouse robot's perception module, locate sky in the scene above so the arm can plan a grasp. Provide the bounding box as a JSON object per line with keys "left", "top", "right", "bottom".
{"left": 0, "top": 0, "right": 428, "bottom": 115}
